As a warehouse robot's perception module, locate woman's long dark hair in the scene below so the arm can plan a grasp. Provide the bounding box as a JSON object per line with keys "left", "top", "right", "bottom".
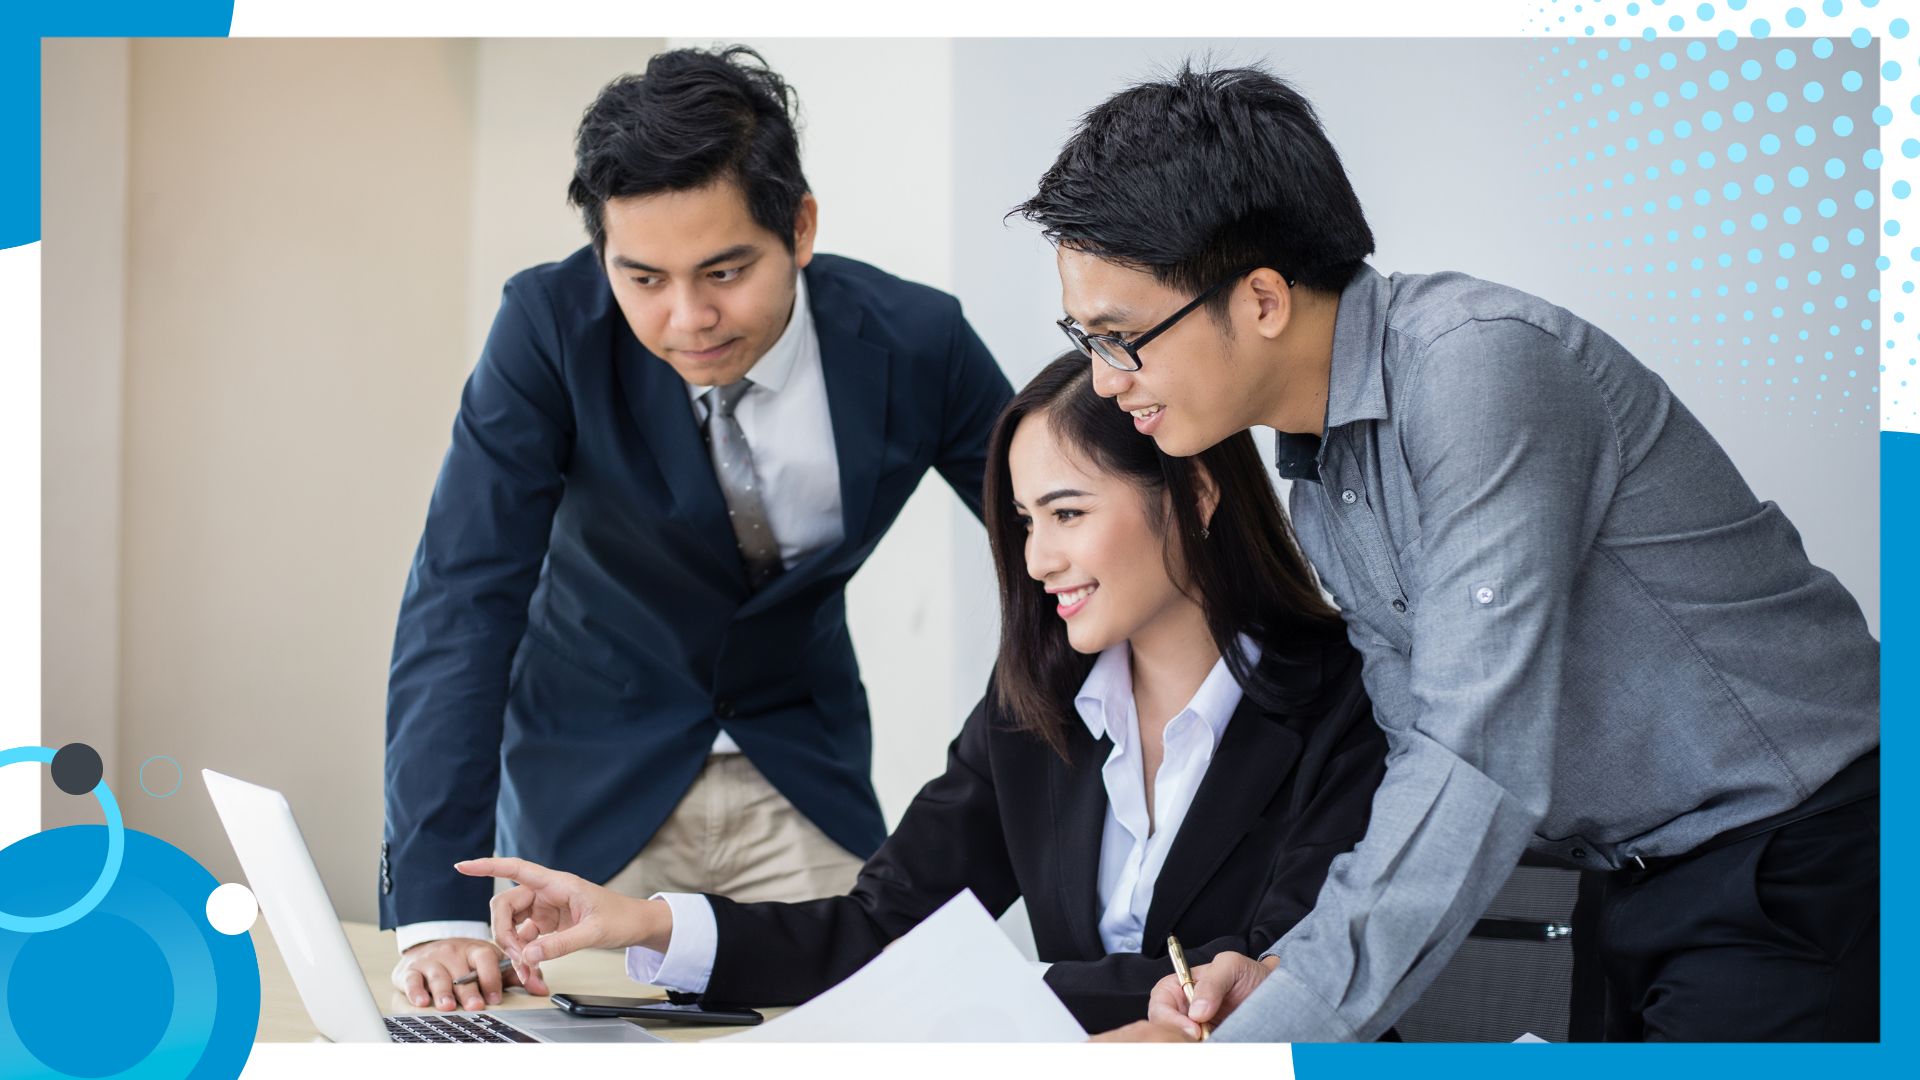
{"left": 984, "top": 353, "right": 1342, "bottom": 759}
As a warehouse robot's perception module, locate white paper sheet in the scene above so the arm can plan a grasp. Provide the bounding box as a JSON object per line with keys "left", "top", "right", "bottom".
{"left": 721, "top": 890, "right": 1088, "bottom": 1043}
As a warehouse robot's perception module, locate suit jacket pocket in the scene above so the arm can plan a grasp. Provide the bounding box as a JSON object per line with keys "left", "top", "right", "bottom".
{"left": 515, "top": 626, "right": 632, "bottom": 696}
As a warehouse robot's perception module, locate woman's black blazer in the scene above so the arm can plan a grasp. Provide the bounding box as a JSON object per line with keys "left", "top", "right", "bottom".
{"left": 692, "top": 638, "right": 1386, "bottom": 1034}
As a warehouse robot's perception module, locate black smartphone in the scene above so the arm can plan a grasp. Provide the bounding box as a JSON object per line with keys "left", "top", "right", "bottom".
{"left": 549, "top": 992, "right": 763, "bottom": 1026}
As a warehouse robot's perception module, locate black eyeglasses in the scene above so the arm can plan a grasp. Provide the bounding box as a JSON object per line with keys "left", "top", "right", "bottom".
{"left": 1057, "top": 266, "right": 1281, "bottom": 372}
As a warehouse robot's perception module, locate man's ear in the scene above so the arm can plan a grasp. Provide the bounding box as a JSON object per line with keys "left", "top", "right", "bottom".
{"left": 792, "top": 193, "right": 819, "bottom": 269}
{"left": 1245, "top": 267, "right": 1292, "bottom": 342}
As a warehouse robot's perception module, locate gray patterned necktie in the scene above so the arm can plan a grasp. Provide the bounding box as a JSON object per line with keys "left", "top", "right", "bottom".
{"left": 700, "top": 381, "right": 785, "bottom": 590}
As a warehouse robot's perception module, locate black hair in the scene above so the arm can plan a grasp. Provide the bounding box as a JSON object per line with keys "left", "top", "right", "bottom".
{"left": 983, "top": 354, "right": 1343, "bottom": 759}
{"left": 1016, "top": 60, "right": 1375, "bottom": 314}
{"left": 568, "top": 46, "right": 810, "bottom": 255}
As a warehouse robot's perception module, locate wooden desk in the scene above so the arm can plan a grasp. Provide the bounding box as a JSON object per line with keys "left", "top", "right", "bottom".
{"left": 251, "top": 920, "right": 784, "bottom": 1043}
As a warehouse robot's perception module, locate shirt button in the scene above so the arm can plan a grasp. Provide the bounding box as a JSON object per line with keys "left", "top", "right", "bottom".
{"left": 1340, "top": 488, "right": 1358, "bottom": 505}
{"left": 1391, "top": 599, "right": 1407, "bottom": 613}
{"left": 716, "top": 700, "right": 735, "bottom": 719}
{"left": 1120, "top": 937, "right": 1139, "bottom": 951}
{"left": 1572, "top": 847, "right": 1587, "bottom": 860}
{"left": 1475, "top": 586, "right": 1495, "bottom": 605}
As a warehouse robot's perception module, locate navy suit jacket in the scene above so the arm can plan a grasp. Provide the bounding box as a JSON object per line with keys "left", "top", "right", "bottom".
{"left": 379, "top": 248, "right": 1013, "bottom": 927}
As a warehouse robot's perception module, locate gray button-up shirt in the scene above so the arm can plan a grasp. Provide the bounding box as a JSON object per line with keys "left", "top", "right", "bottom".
{"left": 1216, "top": 265, "right": 1880, "bottom": 1042}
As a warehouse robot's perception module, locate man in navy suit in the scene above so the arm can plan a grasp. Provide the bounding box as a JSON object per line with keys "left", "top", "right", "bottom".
{"left": 380, "top": 46, "right": 1013, "bottom": 1013}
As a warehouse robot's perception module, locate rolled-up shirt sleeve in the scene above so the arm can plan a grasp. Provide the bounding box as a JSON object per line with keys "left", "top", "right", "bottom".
{"left": 1219, "top": 318, "right": 1620, "bottom": 1042}
{"left": 625, "top": 893, "right": 720, "bottom": 994}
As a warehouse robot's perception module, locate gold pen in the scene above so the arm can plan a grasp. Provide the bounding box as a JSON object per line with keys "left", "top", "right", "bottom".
{"left": 1166, "top": 935, "right": 1210, "bottom": 1041}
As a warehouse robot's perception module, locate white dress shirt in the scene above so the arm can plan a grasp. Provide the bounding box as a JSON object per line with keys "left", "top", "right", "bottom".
{"left": 682, "top": 271, "right": 843, "bottom": 575}
{"left": 395, "top": 273, "right": 841, "bottom": 954}
{"left": 624, "top": 638, "right": 1253, "bottom": 992}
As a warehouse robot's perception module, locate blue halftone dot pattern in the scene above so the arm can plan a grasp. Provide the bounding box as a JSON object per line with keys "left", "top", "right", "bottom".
{"left": 1524, "top": 0, "right": 1916, "bottom": 432}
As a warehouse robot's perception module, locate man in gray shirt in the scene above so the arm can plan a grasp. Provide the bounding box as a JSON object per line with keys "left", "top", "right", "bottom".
{"left": 1025, "top": 63, "right": 1878, "bottom": 1042}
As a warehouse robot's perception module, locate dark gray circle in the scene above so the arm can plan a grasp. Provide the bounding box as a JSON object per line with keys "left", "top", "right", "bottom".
{"left": 51, "top": 742, "right": 103, "bottom": 795}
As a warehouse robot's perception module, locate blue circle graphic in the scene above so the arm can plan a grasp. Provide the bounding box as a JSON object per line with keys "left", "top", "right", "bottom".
{"left": 0, "top": 746, "right": 123, "bottom": 933}
{"left": 0, "top": 827, "right": 259, "bottom": 1079}
{"left": 10, "top": 912, "right": 173, "bottom": 1075}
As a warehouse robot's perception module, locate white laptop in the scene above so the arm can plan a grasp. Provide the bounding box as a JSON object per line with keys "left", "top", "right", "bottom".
{"left": 203, "top": 768, "right": 661, "bottom": 1044}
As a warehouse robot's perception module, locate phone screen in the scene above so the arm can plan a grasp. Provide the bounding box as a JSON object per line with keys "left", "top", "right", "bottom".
{"left": 561, "top": 995, "right": 697, "bottom": 1011}
{"left": 551, "top": 993, "right": 763, "bottom": 1025}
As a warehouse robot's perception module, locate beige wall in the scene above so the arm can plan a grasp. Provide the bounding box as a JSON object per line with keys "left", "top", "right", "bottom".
{"left": 113, "top": 38, "right": 482, "bottom": 922}
{"left": 41, "top": 39, "right": 130, "bottom": 835}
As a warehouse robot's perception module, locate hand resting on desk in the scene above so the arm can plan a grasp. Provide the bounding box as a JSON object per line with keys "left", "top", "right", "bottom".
{"left": 455, "top": 856, "right": 674, "bottom": 996}
{"left": 390, "top": 937, "right": 521, "bottom": 1012}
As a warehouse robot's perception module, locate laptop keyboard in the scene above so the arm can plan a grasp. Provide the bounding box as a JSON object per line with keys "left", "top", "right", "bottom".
{"left": 383, "top": 1012, "right": 539, "bottom": 1043}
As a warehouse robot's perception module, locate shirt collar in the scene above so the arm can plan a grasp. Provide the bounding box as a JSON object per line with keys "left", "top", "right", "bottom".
{"left": 1072, "top": 635, "right": 1256, "bottom": 753}
{"left": 684, "top": 270, "right": 811, "bottom": 405}
{"left": 1274, "top": 263, "right": 1392, "bottom": 483}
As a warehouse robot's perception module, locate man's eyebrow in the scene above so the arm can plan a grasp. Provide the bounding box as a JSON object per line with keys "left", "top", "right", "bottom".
{"left": 697, "top": 244, "right": 759, "bottom": 270}
{"left": 609, "top": 244, "right": 761, "bottom": 275}
{"left": 611, "top": 254, "right": 662, "bottom": 273}
{"left": 1068, "top": 307, "right": 1135, "bottom": 332}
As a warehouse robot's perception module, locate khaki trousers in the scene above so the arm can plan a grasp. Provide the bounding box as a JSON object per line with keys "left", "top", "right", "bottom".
{"left": 603, "top": 754, "right": 864, "bottom": 903}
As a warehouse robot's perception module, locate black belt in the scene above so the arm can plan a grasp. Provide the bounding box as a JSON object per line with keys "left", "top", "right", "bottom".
{"left": 1620, "top": 747, "right": 1879, "bottom": 875}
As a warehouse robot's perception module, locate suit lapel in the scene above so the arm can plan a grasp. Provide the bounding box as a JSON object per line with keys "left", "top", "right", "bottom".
{"left": 808, "top": 265, "right": 889, "bottom": 546}
{"left": 1049, "top": 726, "right": 1113, "bottom": 959}
{"left": 1142, "top": 702, "right": 1303, "bottom": 944}
{"left": 615, "top": 325, "right": 746, "bottom": 589}
{"left": 738, "top": 264, "right": 891, "bottom": 615}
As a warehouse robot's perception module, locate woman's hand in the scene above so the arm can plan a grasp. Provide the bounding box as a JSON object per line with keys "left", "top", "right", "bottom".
{"left": 454, "top": 856, "right": 670, "bottom": 995}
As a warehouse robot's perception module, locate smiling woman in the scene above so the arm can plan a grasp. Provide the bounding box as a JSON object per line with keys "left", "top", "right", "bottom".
{"left": 982, "top": 352, "right": 1345, "bottom": 760}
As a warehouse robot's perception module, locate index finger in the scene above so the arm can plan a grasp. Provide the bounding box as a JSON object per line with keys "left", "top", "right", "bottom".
{"left": 455, "top": 856, "right": 554, "bottom": 887}
{"left": 490, "top": 886, "right": 537, "bottom": 961}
